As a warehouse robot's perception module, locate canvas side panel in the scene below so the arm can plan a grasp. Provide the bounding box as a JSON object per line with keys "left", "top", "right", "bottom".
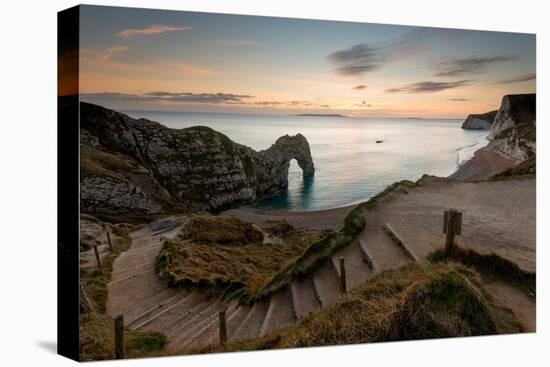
{"left": 57, "top": 5, "right": 80, "bottom": 362}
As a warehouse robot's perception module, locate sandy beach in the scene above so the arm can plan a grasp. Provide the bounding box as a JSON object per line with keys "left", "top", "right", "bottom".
{"left": 450, "top": 148, "right": 518, "bottom": 181}
{"left": 221, "top": 204, "right": 355, "bottom": 231}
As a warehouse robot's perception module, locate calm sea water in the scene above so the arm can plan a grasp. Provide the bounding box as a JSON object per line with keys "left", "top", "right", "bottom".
{"left": 123, "top": 110, "right": 488, "bottom": 211}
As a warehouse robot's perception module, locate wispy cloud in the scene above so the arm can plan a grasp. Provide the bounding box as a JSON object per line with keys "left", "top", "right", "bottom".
{"left": 328, "top": 44, "right": 383, "bottom": 76}
{"left": 80, "top": 47, "right": 214, "bottom": 78}
{"left": 328, "top": 29, "right": 461, "bottom": 77}
{"left": 102, "top": 45, "right": 129, "bottom": 60}
{"left": 117, "top": 24, "right": 192, "bottom": 38}
{"left": 81, "top": 91, "right": 253, "bottom": 104}
{"left": 430, "top": 56, "right": 517, "bottom": 77}
{"left": 386, "top": 80, "right": 472, "bottom": 93}
{"left": 353, "top": 85, "right": 368, "bottom": 90}
{"left": 494, "top": 73, "right": 536, "bottom": 84}
{"left": 448, "top": 98, "right": 470, "bottom": 101}
{"left": 251, "top": 100, "right": 329, "bottom": 108}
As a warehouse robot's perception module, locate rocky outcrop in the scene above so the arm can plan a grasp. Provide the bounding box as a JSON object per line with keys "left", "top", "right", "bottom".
{"left": 461, "top": 110, "right": 497, "bottom": 130}
{"left": 80, "top": 102, "right": 315, "bottom": 216}
{"left": 487, "top": 94, "right": 536, "bottom": 161}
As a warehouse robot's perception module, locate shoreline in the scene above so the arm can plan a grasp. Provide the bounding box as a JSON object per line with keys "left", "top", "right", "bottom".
{"left": 222, "top": 146, "right": 518, "bottom": 230}
{"left": 221, "top": 204, "right": 355, "bottom": 231}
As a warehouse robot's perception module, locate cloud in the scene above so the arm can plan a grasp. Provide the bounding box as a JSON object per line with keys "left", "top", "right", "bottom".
{"left": 328, "top": 28, "right": 462, "bottom": 77}
{"left": 348, "top": 101, "right": 372, "bottom": 108}
{"left": 386, "top": 80, "right": 472, "bottom": 93}
{"left": 353, "top": 85, "right": 368, "bottom": 90}
{"left": 250, "top": 100, "right": 331, "bottom": 109}
{"left": 430, "top": 56, "right": 517, "bottom": 77}
{"left": 102, "top": 45, "right": 129, "bottom": 60}
{"left": 448, "top": 98, "right": 470, "bottom": 101}
{"left": 328, "top": 44, "right": 383, "bottom": 76}
{"left": 81, "top": 91, "right": 253, "bottom": 104}
{"left": 495, "top": 73, "right": 536, "bottom": 84}
{"left": 117, "top": 24, "right": 192, "bottom": 38}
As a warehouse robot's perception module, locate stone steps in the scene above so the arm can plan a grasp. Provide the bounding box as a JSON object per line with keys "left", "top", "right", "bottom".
{"left": 383, "top": 223, "right": 419, "bottom": 262}
{"left": 122, "top": 288, "right": 179, "bottom": 325}
{"left": 290, "top": 275, "right": 320, "bottom": 319}
{"left": 127, "top": 292, "right": 190, "bottom": 331}
{"left": 332, "top": 240, "right": 375, "bottom": 290}
{"left": 154, "top": 293, "right": 214, "bottom": 334}
{"left": 312, "top": 261, "right": 341, "bottom": 308}
{"left": 230, "top": 301, "right": 270, "bottom": 342}
{"left": 259, "top": 288, "right": 296, "bottom": 337}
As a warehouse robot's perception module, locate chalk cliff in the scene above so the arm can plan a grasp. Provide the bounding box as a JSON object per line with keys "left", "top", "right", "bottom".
{"left": 487, "top": 94, "right": 536, "bottom": 161}
{"left": 79, "top": 102, "right": 315, "bottom": 216}
{"left": 461, "top": 110, "right": 497, "bottom": 130}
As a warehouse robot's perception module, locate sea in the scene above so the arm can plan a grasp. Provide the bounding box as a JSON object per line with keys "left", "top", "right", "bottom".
{"left": 123, "top": 110, "right": 489, "bottom": 211}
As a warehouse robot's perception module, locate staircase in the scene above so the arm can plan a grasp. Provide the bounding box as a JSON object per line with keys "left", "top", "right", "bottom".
{"left": 106, "top": 215, "right": 420, "bottom": 352}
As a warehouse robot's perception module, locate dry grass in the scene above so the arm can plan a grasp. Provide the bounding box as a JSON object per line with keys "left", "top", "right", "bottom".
{"left": 80, "top": 144, "right": 137, "bottom": 181}
{"left": 190, "top": 263, "right": 522, "bottom": 355}
{"left": 156, "top": 216, "right": 326, "bottom": 298}
{"left": 181, "top": 215, "right": 264, "bottom": 244}
{"left": 428, "top": 245, "right": 536, "bottom": 297}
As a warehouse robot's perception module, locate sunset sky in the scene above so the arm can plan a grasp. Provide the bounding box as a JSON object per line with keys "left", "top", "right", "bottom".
{"left": 77, "top": 5, "right": 536, "bottom": 118}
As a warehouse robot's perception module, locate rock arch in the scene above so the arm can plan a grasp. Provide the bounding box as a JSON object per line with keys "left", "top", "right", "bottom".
{"left": 254, "top": 134, "right": 315, "bottom": 197}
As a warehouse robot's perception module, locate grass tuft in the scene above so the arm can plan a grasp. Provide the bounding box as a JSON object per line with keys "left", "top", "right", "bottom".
{"left": 428, "top": 246, "right": 535, "bottom": 297}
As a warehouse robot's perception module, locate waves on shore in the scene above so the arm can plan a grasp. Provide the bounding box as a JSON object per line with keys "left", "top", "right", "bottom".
{"left": 456, "top": 134, "right": 489, "bottom": 167}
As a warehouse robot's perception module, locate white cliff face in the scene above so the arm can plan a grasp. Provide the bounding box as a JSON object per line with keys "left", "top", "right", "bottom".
{"left": 462, "top": 116, "right": 491, "bottom": 129}
{"left": 79, "top": 102, "right": 315, "bottom": 216}
{"left": 461, "top": 110, "right": 497, "bottom": 130}
{"left": 487, "top": 94, "right": 536, "bottom": 161}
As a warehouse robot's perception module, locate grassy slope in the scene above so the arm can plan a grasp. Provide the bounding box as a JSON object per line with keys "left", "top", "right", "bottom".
{"left": 155, "top": 216, "right": 326, "bottom": 300}
{"left": 189, "top": 263, "right": 522, "bottom": 355}
{"left": 79, "top": 222, "right": 167, "bottom": 361}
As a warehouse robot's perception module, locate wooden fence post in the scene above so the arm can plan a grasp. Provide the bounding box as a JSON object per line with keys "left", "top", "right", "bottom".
{"left": 219, "top": 308, "right": 227, "bottom": 346}
{"left": 339, "top": 256, "right": 347, "bottom": 293}
{"left": 106, "top": 230, "right": 113, "bottom": 250}
{"left": 115, "top": 315, "right": 125, "bottom": 359}
{"left": 93, "top": 245, "right": 102, "bottom": 268}
{"left": 443, "top": 209, "right": 462, "bottom": 252}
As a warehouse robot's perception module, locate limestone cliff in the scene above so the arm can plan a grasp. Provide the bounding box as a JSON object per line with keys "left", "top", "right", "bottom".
{"left": 80, "top": 102, "right": 315, "bottom": 217}
{"left": 461, "top": 110, "right": 497, "bottom": 130}
{"left": 487, "top": 94, "right": 536, "bottom": 161}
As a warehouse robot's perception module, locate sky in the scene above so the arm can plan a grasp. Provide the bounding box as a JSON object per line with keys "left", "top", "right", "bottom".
{"left": 76, "top": 5, "right": 536, "bottom": 118}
